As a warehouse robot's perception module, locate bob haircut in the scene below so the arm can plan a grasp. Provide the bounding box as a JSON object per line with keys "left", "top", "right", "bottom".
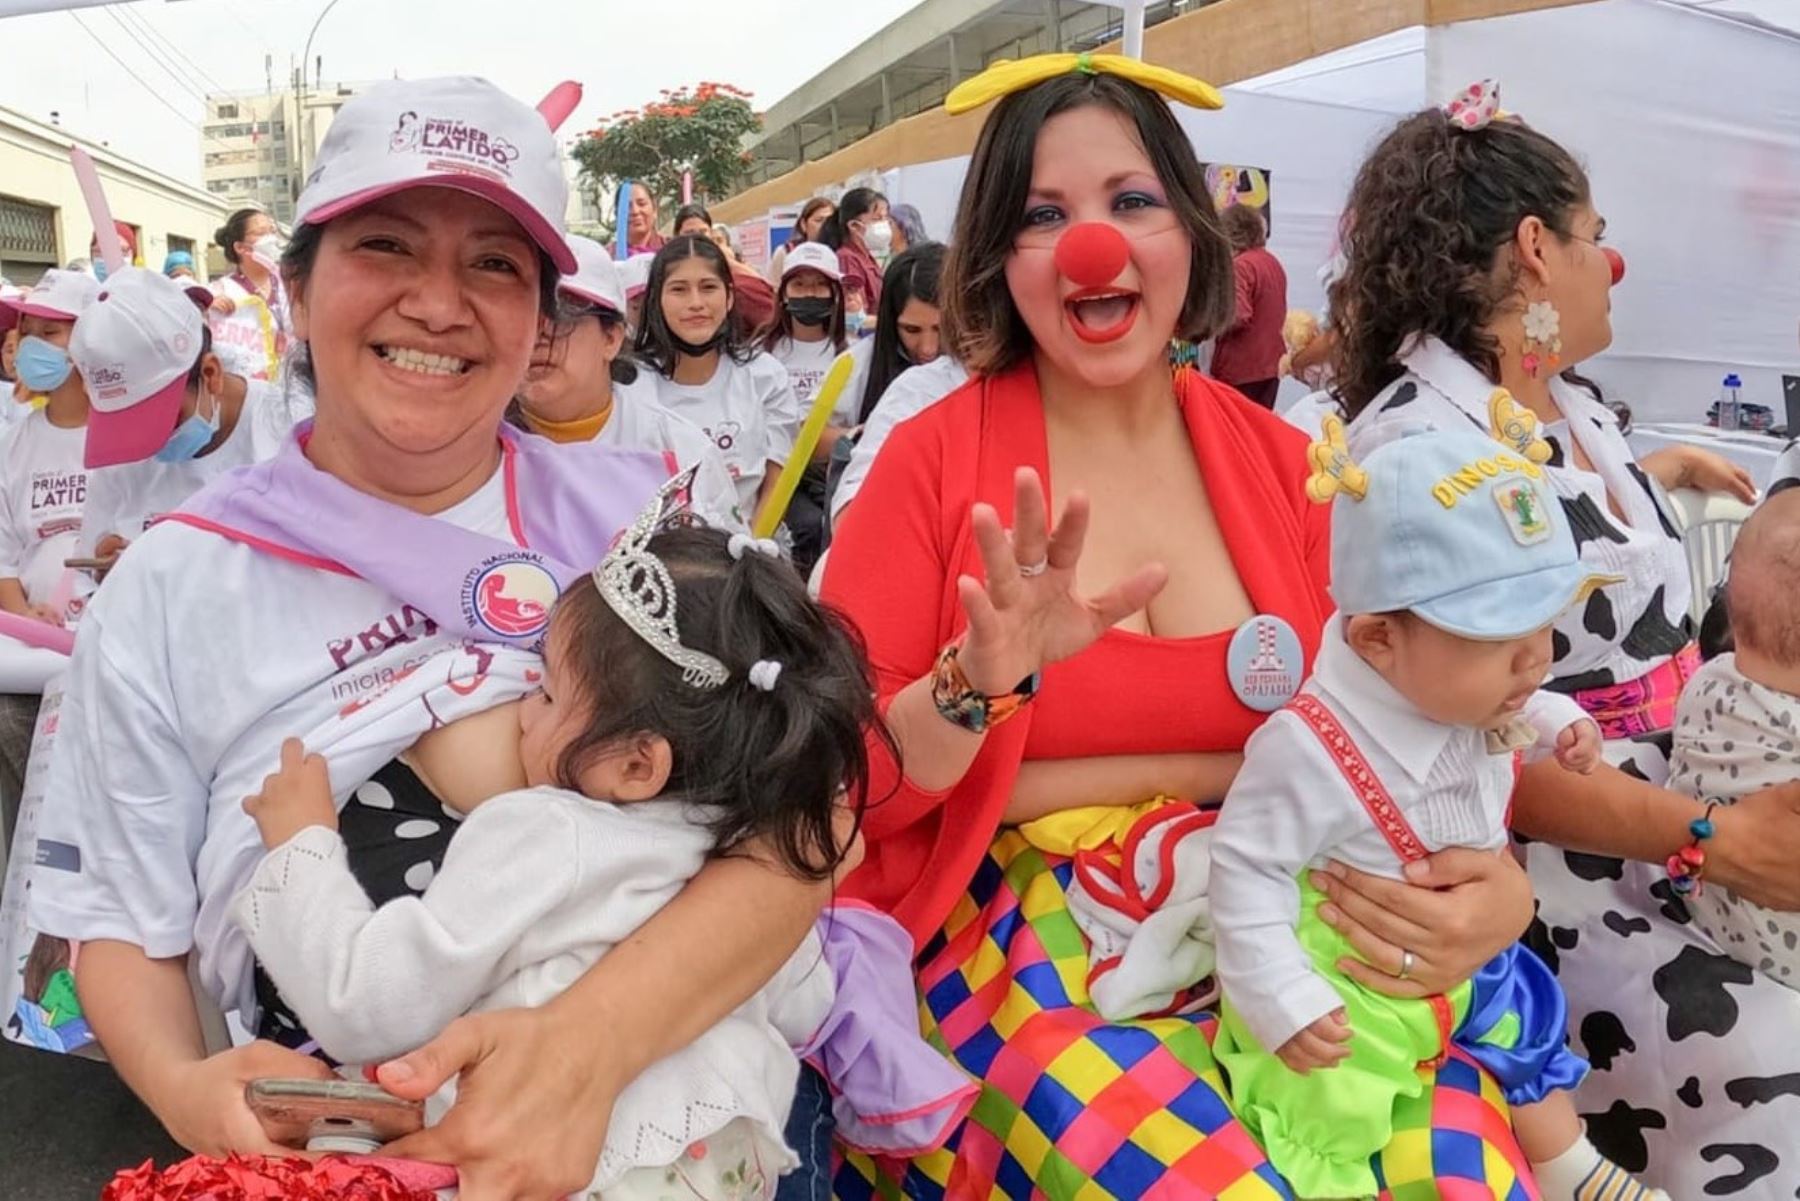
{"left": 941, "top": 72, "right": 1235, "bottom": 377}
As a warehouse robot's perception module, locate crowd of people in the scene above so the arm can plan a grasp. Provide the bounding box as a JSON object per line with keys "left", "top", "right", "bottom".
{"left": 0, "top": 40, "right": 1795, "bottom": 1201}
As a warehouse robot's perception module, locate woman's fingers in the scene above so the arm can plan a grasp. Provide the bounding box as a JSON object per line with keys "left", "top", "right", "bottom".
{"left": 1086, "top": 563, "right": 1169, "bottom": 631}
{"left": 969, "top": 503, "right": 1022, "bottom": 610}
{"left": 1313, "top": 865, "right": 1434, "bottom": 950}
{"left": 956, "top": 575, "right": 1005, "bottom": 649}
{"left": 1337, "top": 954, "right": 1430, "bottom": 1000}
{"left": 1044, "top": 489, "right": 1091, "bottom": 573}
{"left": 1011, "top": 469, "right": 1051, "bottom": 571}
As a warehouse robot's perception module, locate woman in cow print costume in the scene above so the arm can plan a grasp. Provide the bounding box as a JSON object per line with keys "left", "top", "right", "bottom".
{"left": 1332, "top": 91, "right": 1800, "bottom": 1197}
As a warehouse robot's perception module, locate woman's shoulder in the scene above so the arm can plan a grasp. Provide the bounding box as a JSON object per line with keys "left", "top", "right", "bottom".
{"left": 740, "top": 349, "right": 791, "bottom": 387}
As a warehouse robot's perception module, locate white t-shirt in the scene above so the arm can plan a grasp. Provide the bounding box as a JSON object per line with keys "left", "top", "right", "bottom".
{"left": 831, "top": 355, "right": 970, "bottom": 524}
{"left": 642, "top": 353, "right": 800, "bottom": 514}
{"left": 586, "top": 387, "right": 744, "bottom": 531}
{"left": 0, "top": 409, "right": 89, "bottom": 616}
{"left": 208, "top": 274, "right": 292, "bottom": 383}
{"left": 769, "top": 335, "right": 840, "bottom": 408}
{"left": 828, "top": 338, "right": 876, "bottom": 427}
{"left": 78, "top": 378, "right": 278, "bottom": 557}
{"left": 29, "top": 467, "right": 518, "bottom": 1016}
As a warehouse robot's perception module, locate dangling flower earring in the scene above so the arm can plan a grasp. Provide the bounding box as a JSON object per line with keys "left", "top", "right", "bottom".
{"left": 1520, "top": 299, "right": 1562, "bottom": 378}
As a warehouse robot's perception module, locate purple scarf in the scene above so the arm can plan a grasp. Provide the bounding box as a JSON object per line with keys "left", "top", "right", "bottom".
{"left": 169, "top": 423, "right": 673, "bottom": 648}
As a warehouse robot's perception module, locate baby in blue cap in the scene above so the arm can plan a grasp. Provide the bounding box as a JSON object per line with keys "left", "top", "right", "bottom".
{"left": 1209, "top": 422, "right": 1667, "bottom": 1200}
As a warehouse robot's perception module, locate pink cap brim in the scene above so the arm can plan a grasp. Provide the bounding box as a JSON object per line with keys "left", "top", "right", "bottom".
{"left": 306, "top": 176, "right": 577, "bottom": 274}
{"left": 559, "top": 284, "right": 622, "bottom": 316}
{"left": 84, "top": 373, "right": 185, "bottom": 469}
{"left": 0, "top": 300, "right": 81, "bottom": 332}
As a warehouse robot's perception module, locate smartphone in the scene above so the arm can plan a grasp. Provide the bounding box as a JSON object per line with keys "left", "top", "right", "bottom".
{"left": 63, "top": 557, "right": 113, "bottom": 570}
{"left": 244, "top": 1077, "right": 424, "bottom": 1150}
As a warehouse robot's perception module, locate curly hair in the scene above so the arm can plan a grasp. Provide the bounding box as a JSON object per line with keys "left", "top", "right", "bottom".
{"left": 1330, "top": 109, "right": 1590, "bottom": 417}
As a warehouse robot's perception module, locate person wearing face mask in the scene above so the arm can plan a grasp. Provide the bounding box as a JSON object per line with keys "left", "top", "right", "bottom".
{"left": 514, "top": 235, "right": 742, "bottom": 530}
{"left": 71, "top": 267, "right": 288, "bottom": 578}
{"left": 208, "top": 207, "right": 292, "bottom": 382}
{"left": 636, "top": 235, "right": 800, "bottom": 519}
{"left": 89, "top": 222, "right": 142, "bottom": 283}
{"left": 818, "top": 187, "right": 890, "bottom": 314}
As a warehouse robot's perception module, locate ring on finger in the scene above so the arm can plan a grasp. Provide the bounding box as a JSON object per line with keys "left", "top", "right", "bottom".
{"left": 1018, "top": 558, "right": 1049, "bottom": 578}
{"left": 1397, "top": 948, "right": 1416, "bottom": 980}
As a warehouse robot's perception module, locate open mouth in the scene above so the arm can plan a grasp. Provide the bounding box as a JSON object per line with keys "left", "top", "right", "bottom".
{"left": 376, "top": 344, "right": 472, "bottom": 378}
{"left": 1065, "top": 289, "right": 1140, "bottom": 344}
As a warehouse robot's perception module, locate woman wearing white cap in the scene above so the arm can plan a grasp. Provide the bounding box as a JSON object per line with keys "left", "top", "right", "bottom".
{"left": 26, "top": 76, "right": 832, "bottom": 1198}
{"left": 71, "top": 267, "right": 292, "bottom": 572}
{"left": 517, "top": 235, "right": 741, "bottom": 529}
{"left": 635, "top": 235, "right": 801, "bottom": 521}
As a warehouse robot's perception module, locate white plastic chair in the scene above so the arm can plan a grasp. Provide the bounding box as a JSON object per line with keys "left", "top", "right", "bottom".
{"left": 1665, "top": 487, "right": 1755, "bottom": 624}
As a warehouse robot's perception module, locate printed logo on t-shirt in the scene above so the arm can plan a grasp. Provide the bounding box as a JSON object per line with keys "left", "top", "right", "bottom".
{"left": 708, "top": 420, "right": 742, "bottom": 455}
{"left": 32, "top": 469, "right": 85, "bottom": 516}
{"left": 461, "top": 552, "right": 559, "bottom": 641}
{"left": 326, "top": 603, "right": 440, "bottom": 674}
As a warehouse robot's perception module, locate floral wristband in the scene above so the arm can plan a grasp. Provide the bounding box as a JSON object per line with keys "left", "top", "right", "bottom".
{"left": 1666, "top": 802, "right": 1720, "bottom": 896}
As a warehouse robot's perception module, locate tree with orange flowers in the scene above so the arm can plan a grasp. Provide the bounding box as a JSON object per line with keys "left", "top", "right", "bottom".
{"left": 572, "top": 81, "right": 761, "bottom": 218}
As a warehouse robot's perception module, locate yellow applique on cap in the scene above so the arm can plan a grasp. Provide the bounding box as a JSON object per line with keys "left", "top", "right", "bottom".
{"left": 1488, "top": 389, "right": 1552, "bottom": 465}
{"left": 1305, "top": 414, "right": 1369, "bottom": 504}
{"left": 944, "top": 52, "right": 1224, "bottom": 116}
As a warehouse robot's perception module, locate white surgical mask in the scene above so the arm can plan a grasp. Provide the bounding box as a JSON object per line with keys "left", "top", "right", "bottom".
{"left": 249, "top": 233, "right": 285, "bottom": 270}
{"left": 862, "top": 219, "right": 893, "bottom": 257}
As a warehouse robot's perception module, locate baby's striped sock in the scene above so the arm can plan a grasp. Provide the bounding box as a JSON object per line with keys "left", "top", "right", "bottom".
{"left": 1531, "top": 1136, "right": 1670, "bottom": 1201}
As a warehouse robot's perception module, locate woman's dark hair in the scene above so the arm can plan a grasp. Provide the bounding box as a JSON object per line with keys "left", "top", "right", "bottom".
{"left": 757, "top": 266, "right": 846, "bottom": 356}
{"left": 673, "top": 203, "right": 714, "bottom": 234}
{"left": 632, "top": 234, "right": 753, "bottom": 377}
{"left": 549, "top": 524, "right": 894, "bottom": 879}
{"left": 859, "top": 242, "right": 945, "bottom": 424}
{"left": 214, "top": 208, "right": 265, "bottom": 268}
{"left": 817, "top": 187, "right": 885, "bottom": 252}
{"left": 279, "top": 220, "right": 562, "bottom": 393}
{"left": 183, "top": 324, "right": 216, "bottom": 388}
{"left": 942, "top": 73, "right": 1235, "bottom": 376}
{"left": 1219, "top": 204, "right": 1267, "bottom": 251}
{"left": 789, "top": 197, "right": 834, "bottom": 248}
{"left": 1330, "top": 110, "right": 1591, "bottom": 418}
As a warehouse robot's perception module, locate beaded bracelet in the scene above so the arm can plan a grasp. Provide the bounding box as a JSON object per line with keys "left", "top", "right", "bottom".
{"left": 1666, "top": 802, "right": 1720, "bottom": 896}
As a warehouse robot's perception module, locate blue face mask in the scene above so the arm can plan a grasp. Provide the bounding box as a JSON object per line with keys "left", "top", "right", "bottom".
{"left": 153, "top": 389, "right": 220, "bottom": 463}
{"left": 16, "top": 337, "right": 73, "bottom": 392}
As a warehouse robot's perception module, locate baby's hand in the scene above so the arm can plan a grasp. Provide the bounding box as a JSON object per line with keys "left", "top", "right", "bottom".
{"left": 243, "top": 738, "right": 337, "bottom": 849}
{"left": 1275, "top": 1007, "right": 1352, "bottom": 1074}
{"left": 1554, "top": 719, "right": 1602, "bottom": 774}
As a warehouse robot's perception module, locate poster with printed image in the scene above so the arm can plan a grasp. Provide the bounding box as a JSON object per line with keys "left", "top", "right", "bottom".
{"left": 1203, "top": 162, "right": 1273, "bottom": 233}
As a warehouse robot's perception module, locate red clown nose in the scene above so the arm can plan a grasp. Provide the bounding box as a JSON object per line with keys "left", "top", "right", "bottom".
{"left": 1054, "top": 222, "right": 1131, "bottom": 289}
{"left": 1603, "top": 246, "right": 1625, "bottom": 286}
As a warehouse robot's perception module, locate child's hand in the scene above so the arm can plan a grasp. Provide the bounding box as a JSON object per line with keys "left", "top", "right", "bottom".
{"left": 1554, "top": 719, "right": 1601, "bottom": 774}
{"left": 242, "top": 738, "right": 337, "bottom": 849}
{"left": 1276, "top": 1007, "right": 1352, "bottom": 1074}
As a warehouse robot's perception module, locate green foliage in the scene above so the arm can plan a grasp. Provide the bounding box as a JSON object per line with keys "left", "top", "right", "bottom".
{"left": 572, "top": 82, "right": 761, "bottom": 219}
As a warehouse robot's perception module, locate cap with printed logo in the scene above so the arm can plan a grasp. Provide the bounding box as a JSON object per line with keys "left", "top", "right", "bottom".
{"left": 618, "top": 253, "right": 655, "bottom": 300}
{"left": 559, "top": 236, "right": 625, "bottom": 315}
{"left": 294, "top": 76, "right": 576, "bottom": 273}
{"left": 72, "top": 267, "right": 214, "bottom": 469}
{"left": 1329, "top": 427, "right": 1620, "bottom": 640}
{"left": 0, "top": 269, "right": 100, "bottom": 332}
{"left": 781, "top": 241, "right": 842, "bottom": 283}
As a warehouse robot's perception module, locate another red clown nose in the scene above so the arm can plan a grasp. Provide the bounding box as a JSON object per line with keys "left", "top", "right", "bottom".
{"left": 1054, "top": 222, "right": 1131, "bottom": 289}
{"left": 1603, "top": 246, "right": 1625, "bottom": 287}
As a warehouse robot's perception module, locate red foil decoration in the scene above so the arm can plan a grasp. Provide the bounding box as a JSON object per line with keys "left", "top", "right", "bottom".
{"left": 100, "top": 1154, "right": 454, "bottom": 1201}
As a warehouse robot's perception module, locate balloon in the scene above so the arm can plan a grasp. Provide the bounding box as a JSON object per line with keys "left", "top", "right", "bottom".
{"left": 535, "top": 80, "right": 583, "bottom": 132}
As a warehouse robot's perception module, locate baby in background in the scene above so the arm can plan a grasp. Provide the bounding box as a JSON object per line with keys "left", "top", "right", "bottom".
{"left": 1210, "top": 422, "right": 1665, "bottom": 1201}
{"left": 231, "top": 481, "right": 973, "bottom": 1201}
{"left": 1669, "top": 488, "right": 1800, "bottom": 989}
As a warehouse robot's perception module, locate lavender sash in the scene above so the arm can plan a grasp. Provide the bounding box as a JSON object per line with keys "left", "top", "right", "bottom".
{"left": 170, "top": 423, "right": 672, "bottom": 648}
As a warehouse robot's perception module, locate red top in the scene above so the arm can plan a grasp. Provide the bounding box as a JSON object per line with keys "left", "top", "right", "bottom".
{"left": 821, "top": 362, "right": 1333, "bottom": 944}
{"left": 1211, "top": 246, "right": 1289, "bottom": 385}
{"left": 729, "top": 265, "right": 776, "bottom": 338}
{"left": 837, "top": 242, "right": 884, "bottom": 310}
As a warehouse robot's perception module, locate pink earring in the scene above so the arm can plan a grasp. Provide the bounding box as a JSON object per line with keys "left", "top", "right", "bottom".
{"left": 1521, "top": 299, "right": 1563, "bottom": 378}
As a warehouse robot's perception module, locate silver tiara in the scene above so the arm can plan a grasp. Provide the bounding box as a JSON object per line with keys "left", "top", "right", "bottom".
{"left": 593, "top": 465, "right": 730, "bottom": 690}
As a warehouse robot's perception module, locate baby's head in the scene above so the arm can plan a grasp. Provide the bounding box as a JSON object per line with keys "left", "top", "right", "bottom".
{"left": 1317, "top": 421, "right": 1616, "bottom": 727}
{"left": 1725, "top": 489, "right": 1800, "bottom": 676}
{"left": 520, "top": 520, "right": 885, "bottom": 881}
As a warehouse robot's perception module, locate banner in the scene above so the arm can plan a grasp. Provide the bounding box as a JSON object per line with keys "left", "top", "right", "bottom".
{"left": 1203, "top": 162, "right": 1273, "bottom": 233}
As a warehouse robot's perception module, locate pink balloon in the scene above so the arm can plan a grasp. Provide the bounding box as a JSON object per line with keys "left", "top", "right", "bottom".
{"left": 536, "top": 81, "right": 583, "bottom": 132}
{"left": 72, "top": 148, "right": 125, "bottom": 273}
{"left": 0, "top": 610, "right": 73, "bottom": 656}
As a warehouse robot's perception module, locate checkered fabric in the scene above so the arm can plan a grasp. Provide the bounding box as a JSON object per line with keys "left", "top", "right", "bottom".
{"left": 835, "top": 831, "right": 1537, "bottom": 1200}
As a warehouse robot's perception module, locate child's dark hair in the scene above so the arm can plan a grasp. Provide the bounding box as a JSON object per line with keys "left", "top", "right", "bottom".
{"left": 1330, "top": 110, "right": 1591, "bottom": 418}
{"left": 632, "top": 235, "right": 754, "bottom": 377}
{"left": 548, "top": 524, "right": 891, "bottom": 880}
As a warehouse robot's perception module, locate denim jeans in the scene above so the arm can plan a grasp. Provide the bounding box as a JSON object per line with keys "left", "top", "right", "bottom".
{"left": 775, "top": 1064, "right": 835, "bottom": 1201}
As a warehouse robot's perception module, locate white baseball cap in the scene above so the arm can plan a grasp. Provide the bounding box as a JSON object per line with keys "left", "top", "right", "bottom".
{"left": 560, "top": 236, "right": 625, "bottom": 315}
{"left": 0, "top": 269, "right": 100, "bottom": 331}
{"left": 618, "top": 253, "right": 656, "bottom": 300}
{"left": 72, "top": 267, "right": 213, "bottom": 469}
{"left": 781, "top": 241, "right": 841, "bottom": 283}
{"left": 295, "top": 76, "right": 576, "bottom": 274}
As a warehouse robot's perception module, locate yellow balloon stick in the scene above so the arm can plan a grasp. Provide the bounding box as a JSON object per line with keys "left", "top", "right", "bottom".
{"left": 753, "top": 352, "right": 857, "bottom": 539}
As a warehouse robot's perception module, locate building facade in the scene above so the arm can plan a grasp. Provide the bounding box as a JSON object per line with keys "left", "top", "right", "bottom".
{"left": 200, "top": 81, "right": 361, "bottom": 228}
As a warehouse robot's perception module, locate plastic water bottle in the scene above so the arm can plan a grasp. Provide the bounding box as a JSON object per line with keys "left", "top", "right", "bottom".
{"left": 1718, "top": 373, "right": 1743, "bottom": 431}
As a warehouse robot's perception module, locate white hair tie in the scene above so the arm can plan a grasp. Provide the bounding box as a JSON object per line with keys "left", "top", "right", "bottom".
{"left": 747, "top": 660, "right": 783, "bottom": 692}
{"left": 728, "top": 533, "right": 781, "bottom": 561}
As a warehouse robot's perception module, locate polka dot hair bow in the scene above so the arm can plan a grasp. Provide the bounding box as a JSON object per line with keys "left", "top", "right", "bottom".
{"left": 1304, "top": 414, "right": 1369, "bottom": 504}
{"left": 1444, "top": 79, "right": 1505, "bottom": 132}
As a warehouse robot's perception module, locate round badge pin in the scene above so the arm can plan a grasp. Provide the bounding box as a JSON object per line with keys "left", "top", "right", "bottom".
{"left": 1226, "top": 615, "right": 1304, "bottom": 712}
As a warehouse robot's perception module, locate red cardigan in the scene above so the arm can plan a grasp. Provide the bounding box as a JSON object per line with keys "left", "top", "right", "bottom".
{"left": 821, "top": 362, "right": 1333, "bottom": 945}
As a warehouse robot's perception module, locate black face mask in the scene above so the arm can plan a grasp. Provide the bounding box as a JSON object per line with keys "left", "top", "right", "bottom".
{"left": 672, "top": 328, "right": 726, "bottom": 357}
{"left": 783, "top": 297, "right": 835, "bottom": 328}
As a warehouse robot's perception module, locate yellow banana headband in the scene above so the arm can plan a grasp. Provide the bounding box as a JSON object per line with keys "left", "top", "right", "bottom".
{"left": 944, "top": 51, "right": 1224, "bottom": 116}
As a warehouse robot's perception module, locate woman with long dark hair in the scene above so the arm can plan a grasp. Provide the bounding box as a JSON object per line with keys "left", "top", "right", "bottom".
{"left": 635, "top": 234, "right": 800, "bottom": 519}
{"left": 818, "top": 186, "right": 890, "bottom": 312}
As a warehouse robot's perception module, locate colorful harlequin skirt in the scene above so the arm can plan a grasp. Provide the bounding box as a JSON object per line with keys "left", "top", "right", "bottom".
{"left": 834, "top": 830, "right": 1536, "bottom": 1200}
